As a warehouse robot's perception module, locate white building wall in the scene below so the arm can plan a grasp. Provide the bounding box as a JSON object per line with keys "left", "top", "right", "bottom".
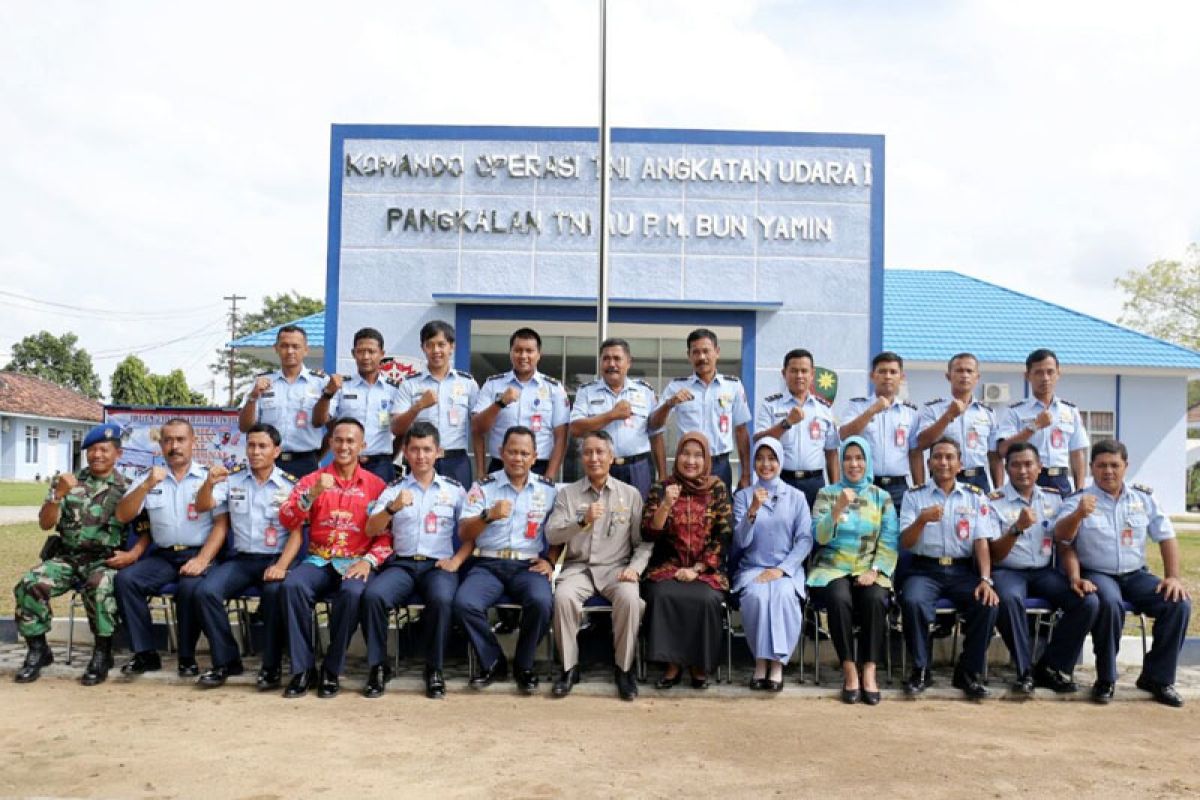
{"left": 1119, "top": 375, "right": 1188, "bottom": 512}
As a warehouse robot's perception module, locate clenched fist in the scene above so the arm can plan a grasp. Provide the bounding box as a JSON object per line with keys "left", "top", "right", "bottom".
{"left": 670, "top": 389, "right": 695, "bottom": 407}
{"left": 1015, "top": 507, "right": 1036, "bottom": 530}
{"left": 663, "top": 484, "right": 682, "bottom": 508}
{"left": 389, "top": 489, "right": 415, "bottom": 513}
{"left": 309, "top": 473, "right": 336, "bottom": 501}
{"left": 609, "top": 400, "right": 633, "bottom": 421}
{"left": 1034, "top": 410, "right": 1053, "bottom": 430}
{"left": 871, "top": 395, "right": 893, "bottom": 415}
{"left": 919, "top": 505, "right": 944, "bottom": 524}
{"left": 786, "top": 406, "right": 805, "bottom": 425}
{"left": 583, "top": 501, "right": 605, "bottom": 525}
{"left": 749, "top": 487, "right": 770, "bottom": 515}
{"left": 325, "top": 374, "right": 344, "bottom": 394}
{"left": 53, "top": 472, "right": 78, "bottom": 500}
{"left": 250, "top": 376, "right": 271, "bottom": 400}
{"left": 146, "top": 466, "right": 167, "bottom": 489}
{"left": 419, "top": 389, "right": 438, "bottom": 410}
{"left": 489, "top": 499, "right": 513, "bottom": 520}
{"left": 206, "top": 464, "right": 229, "bottom": 486}
{"left": 1076, "top": 494, "right": 1097, "bottom": 517}
{"left": 500, "top": 387, "right": 520, "bottom": 406}
{"left": 945, "top": 398, "right": 966, "bottom": 420}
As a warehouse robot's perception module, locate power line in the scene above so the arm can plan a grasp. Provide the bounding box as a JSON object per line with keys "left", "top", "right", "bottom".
{"left": 0, "top": 289, "right": 223, "bottom": 320}
{"left": 222, "top": 294, "right": 247, "bottom": 406}
{"left": 90, "top": 319, "right": 228, "bottom": 360}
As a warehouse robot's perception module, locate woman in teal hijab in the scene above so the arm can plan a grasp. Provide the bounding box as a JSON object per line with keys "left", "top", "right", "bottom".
{"left": 808, "top": 435, "right": 899, "bottom": 705}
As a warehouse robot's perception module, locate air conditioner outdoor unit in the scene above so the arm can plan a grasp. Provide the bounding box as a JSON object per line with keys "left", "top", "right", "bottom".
{"left": 982, "top": 383, "right": 1011, "bottom": 403}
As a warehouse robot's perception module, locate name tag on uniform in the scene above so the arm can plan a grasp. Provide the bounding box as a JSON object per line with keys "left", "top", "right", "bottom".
{"left": 589, "top": 399, "right": 605, "bottom": 406}
{"left": 343, "top": 394, "right": 359, "bottom": 400}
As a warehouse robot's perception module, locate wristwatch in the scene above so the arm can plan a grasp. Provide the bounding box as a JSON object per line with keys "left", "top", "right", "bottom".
{"left": 496, "top": 398, "right": 509, "bottom": 409}
{"left": 478, "top": 508, "right": 491, "bottom": 523}
{"left": 1006, "top": 523, "right": 1023, "bottom": 538}
{"left": 980, "top": 576, "right": 994, "bottom": 587}
{"left": 44, "top": 490, "right": 63, "bottom": 505}
{"left": 779, "top": 419, "right": 793, "bottom": 431}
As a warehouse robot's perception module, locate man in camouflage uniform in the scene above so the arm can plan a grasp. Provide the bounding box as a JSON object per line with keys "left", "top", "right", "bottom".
{"left": 13, "top": 423, "right": 138, "bottom": 685}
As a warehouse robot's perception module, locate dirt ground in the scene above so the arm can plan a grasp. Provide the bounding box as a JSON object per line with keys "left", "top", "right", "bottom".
{"left": 0, "top": 679, "right": 1196, "bottom": 799}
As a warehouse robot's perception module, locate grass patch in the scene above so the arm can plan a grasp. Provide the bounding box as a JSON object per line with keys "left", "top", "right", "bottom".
{"left": 0, "top": 481, "right": 48, "bottom": 507}
{"left": 0, "top": 522, "right": 47, "bottom": 615}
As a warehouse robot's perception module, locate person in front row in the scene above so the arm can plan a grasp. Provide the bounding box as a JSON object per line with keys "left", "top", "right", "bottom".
{"left": 545, "top": 430, "right": 648, "bottom": 700}
{"left": 361, "top": 422, "right": 470, "bottom": 700}
{"left": 807, "top": 436, "right": 899, "bottom": 705}
{"left": 641, "top": 432, "right": 734, "bottom": 690}
{"left": 987, "top": 442, "right": 1098, "bottom": 697}
{"left": 898, "top": 437, "right": 1000, "bottom": 699}
{"left": 277, "top": 418, "right": 390, "bottom": 699}
{"left": 731, "top": 437, "right": 813, "bottom": 693}
{"left": 1055, "top": 440, "right": 1191, "bottom": 707}
{"left": 454, "top": 426, "right": 557, "bottom": 694}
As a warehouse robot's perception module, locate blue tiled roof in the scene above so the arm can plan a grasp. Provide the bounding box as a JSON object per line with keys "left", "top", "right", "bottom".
{"left": 229, "top": 312, "right": 325, "bottom": 347}
{"left": 884, "top": 269, "right": 1200, "bottom": 369}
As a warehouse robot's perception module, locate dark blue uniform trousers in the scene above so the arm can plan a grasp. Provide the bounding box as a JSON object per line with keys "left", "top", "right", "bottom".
{"left": 453, "top": 557, "right": 552, "bottom": 672}
{"left": 993, "top": 566, "right": 1099, "bottom": 675}
{"left": 1084, "top": 567, "right": 1192, "bottom": 685}
{"left": 277, "top": 453, "right": 319, "bottom": 479}
{"left": 874, "top": 478, "right": 908, "bottom": 513}
{"left": 781, "top": 473, "right": 825, "bottom": 509}
{"left": 900, "top": 564, "right": 999, "bottom": 674}
{"left": 710, "top": 455, "right": 734, "bottom": 496}
{"left": 195, "top": 553, "right": 287, "bottom": 669}
{"left": 1037, "top": 470, "right": 1073, "bottom": 495}
{"left": 957, "top": 471, "right": 992, "bottom": 493}
{"left": 359, "top": 455, "right": 396, "bottom": 483}
{"left": 435, "top": 452, "right": 472, "bottom": 489}
{"left": 114, "top": 548, "right": 204, "bottom": 659}
{"left": 611, "top": 458, "right": 652, "bottom": 500}
{"left": 282, "top": 561, "right": 369, "bottom": 676}
{"left": 361, "top": 557, "right": 459, "bottom": 669}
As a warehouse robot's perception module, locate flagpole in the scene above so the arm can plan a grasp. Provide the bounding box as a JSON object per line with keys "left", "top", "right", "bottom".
{"left": 596, "top": 0, "right": 611, "bottom": 368}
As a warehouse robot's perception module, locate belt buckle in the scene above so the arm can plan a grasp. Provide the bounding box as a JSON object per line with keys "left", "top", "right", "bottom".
{"left": 938, "top": 556, "right": 953, "bottom": 566}
{"left": 614, "top": 457, "right": 626, "bottom": 465}
{"left": 280, "top": 453, "right": 293, "bottom": 461}
{"left": 411, "top": 555, "right": 428, "bottom": 561}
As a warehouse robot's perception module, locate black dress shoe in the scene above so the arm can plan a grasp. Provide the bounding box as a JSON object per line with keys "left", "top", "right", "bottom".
{"left": 15, "top": 635, "right": 54, "bottom": 684}
{"left": 317, "top": 668, "right": 340, "bottom": 698}
{"left": 120, "top": 650, "right": 162, "bottom": 675}
{"left": 952, "top": 669, "right": 990, "bottom": 700}
{"left": 861, "top": 689, "right": 882, "bottom": 706}
{"left": 765, "top": 679, "right": 783, "bottom": 693}
{"left": 841, "top": 686, "right": 861, "bottom": 704}
{"left": 197, "top": 661, "right": 243, "bottom": 689}
{"left": 690, "top": 673, "right": 710, "bottom": 690}
{"left": 1136, "top": 675, "right": 1184, "bottom": 708}
{"left": 748, "top": 677, "right": 766, "bottom": 691}
{"left": 615, "top": 669, "right": 638, "bottom": 701}
{"left": 1032, "top": 662, "right": 1078, "bottom": 694}
{"left": 903, "top": 668, "right": 931, "bottom": 697}
{"left": 177, "top": 658, "right": 200, "bottom": 678}
{"left": 552, "top": 666, "right": 580, "bottom": 698}
{"left": 284, "top": 669, "right": 317, "bottom": 699}
{"left": 257, "top": 666, "right": 282, "bottom": 691}
{"left": 469, "top": 656, "right": 509, "bottom": 690}
{"left": 655, "top": 670, "right": 682, "bottom": 690}
{"left": 363, "top": 665, "right": 387, "bottom": 698}
{"left": 516, "top": 669, "right": 540, "bottom": 695}
{"left": 425, "top": 668, "right": 446, "bottom": 700}
{"left": 80, "top": 637, "right": 114, "bottom": 687}
{"left": 1010, "top": 673, "right": 1035, "bottom": 697}
{"left": 1091, "top": 680, "right": 1115, "bottom": 704}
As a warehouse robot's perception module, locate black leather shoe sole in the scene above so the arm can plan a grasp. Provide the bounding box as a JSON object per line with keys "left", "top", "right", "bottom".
{"left": 1136, "top": 676, "right": 1184, "bottom": 707}
{"left": 1091, "top": 682, "right": 1115, "bottom": 704}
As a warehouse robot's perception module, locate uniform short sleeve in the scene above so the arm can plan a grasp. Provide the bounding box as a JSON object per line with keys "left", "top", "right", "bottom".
{"left": 906, "top": 409, "right": 921, "bottom": 450}
{"left": 732, "top": 383, "right": 751, "bottom": 427}
{"left": 569, "top": 386, "right": 591, "bottom": 423}
{"left": 395, "top": 378, "right": 415, "bottom": 411}
{"left": 995, "top": 405, "right": 1021, "bottom": 441}
{"left": 1058, "top": 492, "right": 1081, "bottom": 519}
{"left": 463, "top": 482, "right": 487, "bottom": 517}
{"left": 898, "top": 490, "right": 920, "bottom": 530}
{"left": 1147, "top": 494, "right": 1175, "bottom": 543}
{"left": 916, "top": 403, "right": 937, "bottom": 436}
{"left": 823, "top": 410, "right": 841, "bottom": 450}
{"left": 472, "top": 381, "right": 494, "bottom": 415}
{"left": 1068, "top": 407, "right": 1090, "bottom": 451}
{"left": 552, "top": 384, "right": 571, "bottom": 427}
{"left": 464, "top": 377, "right": 480, "bottom": 411}
{"left": 211, "top": 481, "right": 231, "bottom": 507}
{"left": 753, "top": 399, "right": 774, "bottom": 436}
{"left": 654, "top": 380, "right": 680, "bottom": 416}
{"left": 645, "top": 386, "right": 665, "bottom": 436}
{"left": 974, "top": 499, "right": 1000, "bottom": 540}
{"left": 371, "top": 483, "right": 400, "bottom": 514}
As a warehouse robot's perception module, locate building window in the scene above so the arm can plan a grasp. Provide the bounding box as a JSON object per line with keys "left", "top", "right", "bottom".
{"left": 48, "top": 428, "right": 60, "bottom": 440}
{"left": 24, "top": 426, "right": 39, "bottom": 464}
{"left": 1081, "top": 410, "right": 1115, "bottom": 444}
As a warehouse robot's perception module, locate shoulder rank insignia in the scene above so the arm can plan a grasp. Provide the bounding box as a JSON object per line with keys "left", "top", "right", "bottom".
{"left": 850, "top": 396, "right": 868, "bottom": 403}
{"left": 1060, "top": 399, "right": 1077, "bottom": 408}
{"left": 230, "top": 464, "right": 247, "bottom": 475}
{"left": 901, "top": 401, "right": 918, "bottom": 410}
{"left": 485, "top": 373, "right": 507, "bottom": 383}
{"left": 764, "top": 393, "right": 783, "bottom": 403}
{"left": 633, "top": 378, "right": 654, "bottom": 390}
{"left": 478, "top": 475, "right": 497, "bottom": 485}
{"left": 310, "top": 369, "right": 327, "bottom": 378}
{"left": 720, "top": 374, "right": 741, "bottom": 382}
{"left": 1132, "top": 483, "right": 1153, "bottom": 495}
{"left": 536, "top": 474, "right": 556, "bottom": 486}
{"left": 964, "top": 483, "right": 983, "bottom": 494}
{"left": 1040, "top": 485, "right": 1061, "bottom": 495}
{"left": 439, "top": 475, "right": 463, "bottom": 488}
{"left": 988, "top": 489, "right": 1004, "bottom": 500}
{"left": 542, "top": 375, "right": 561, "bottom": 386}
{"left": 454, "top": 369, "right": 475, "bottom": 380}
{"left": 924, "top": 398, "right": 944, "bottom": 406}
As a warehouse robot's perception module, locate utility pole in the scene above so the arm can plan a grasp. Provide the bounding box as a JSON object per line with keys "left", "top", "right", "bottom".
{"left": 222, "top": 294, "right": 246, "bottom": 406}
{"left": 595, "top": 0, "right": 611, "bottom": 370}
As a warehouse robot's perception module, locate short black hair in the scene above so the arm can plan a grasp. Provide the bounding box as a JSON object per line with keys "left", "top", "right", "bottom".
{"left": 420, "top": 320, "right": 456, "bottom": 345}
{"left": 947, "top": 352, "right": 978, "bottom": 370}
{"left": 1091, "top": 439, "right": 1128, "bottom": 464}
{"left": 246, "top": 423, "right": 282, "bottom": 447}
{"left": 599, "top": 337, "right": 630, "bottom": 356}
{"left": 501, "top": 425, "right": 536, "bottom": 449}
{"left": 404, "top": 420, "right": 441, "bottom": 447}
{"left": 1025, "top": 349, "right": 1059, "bottom": 370}
{"left": 352, "top": 327, "right": 384, "bottom": 350}
{"left": 686, "top": 328, "right": 719, "bottom": 350}
{"left": 783, "top": 348, "right": 814, "bottom": 369}
{"left": 871, "top": 351, "right": 904, "bottom": 370}
{"left": 1003, "top": 440, "right": 1039, "bottom": 465}
{"left": 509, "top": 328, "right": 542, "bottom": 350}
{"left": 276, "top": 325, "right": 307, "bottom": 342}
{"left": 929, "top": 436, "right": 960, "bottom": 457}
{"left": 329, "top": 417, "right": 365, "bottom": 436}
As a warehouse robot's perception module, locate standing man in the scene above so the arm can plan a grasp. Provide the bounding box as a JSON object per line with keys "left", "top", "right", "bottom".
{"left": 114, "top": 419, "right": 229, "bottom": 678}
{"left": 361, "top": 421, "right": 471, "bottom": 700}
{"left": 650, "top": 328, "right": 752, "bottom": 492}
{"left": 898, "top": 438, "right": 1000, "bottom": 699}
{"left": 754, "top": 348, "right": 840, "bottom": 507}
{"left": 238, "top": 324, "right": 329, "bottom": 479}
{"left": 987, "top": 442, "right": 1099, "bottom": 696}
{"left": 191, "top": 423, "right": 300, "bottom": 690}
{"left": 276, "top": 418, "right": 391, "bottom": 699}
{"left": 570, "top": 337, "right": 665, "bottom": 499}
{"left": 473, "top": 327, "right": 569, "bottom": 478}
{"left": 916, "top": 353, "right": 1000, "bottom": 492}
{"left": 13, "top": 423, "right": 134, "bottom": 686}
{"left": 312, "top": 327, "right": 403, "bottom": 482}
{"left": 996, "top": 348, "right": 1089, "bottom": 494}
{"left": 839, "top": 351, "right": 923, "bottom": 510}
{"left": 545, "top": 430, "right": 649, "bottom": 701}
{"left": 454, "top": 427, "right": 557, "bottom": 694}
{"left": 392, "top": 320, "right": 480, "bottom": 488}
{"left": 1055, "top": 440, "right": 1191, "bottom": 706}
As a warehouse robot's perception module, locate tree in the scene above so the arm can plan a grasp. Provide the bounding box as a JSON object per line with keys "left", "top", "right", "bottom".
{"left": 210, "top": 291, "right": 324, "bottom": 403}
{"left": 1115, "top": 243, "right": 1200, "bottom": 351}
{"left": 110, "top": 356, "right": 209, "bottom": 406}
{"left": 4, "top": 331, "right": 102, "bottom": 398}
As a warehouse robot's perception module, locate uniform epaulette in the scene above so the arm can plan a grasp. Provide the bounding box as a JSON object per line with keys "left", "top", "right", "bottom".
{"left": 1009, "top": 399, "right": 1026, "bottom": 407}
{"left": 633, "top": 378, "right": 654, "bottom": 390}
{"left": 454, "top": 369, "right": 474, "bottom": 380}
{"left": 924, "top": 398, "right": 944, "bottom": 406}
{"left": 901, "top": 401, "right": 918, "bottom": 410}
{"left": 964, "top": 483, "right": 983, "bottom": 494}
{"left": 230, "top": 464, "right": 247, "bottom": 474}
{"left": 280, "top": 471, "right": 298, "bottom": 484}
{"left": 1132, "top": 483, "right": 1153, "bottom": 495}
{"left": 542, "top": 375, "right": 561, "bottom": 386}
{"left": 486, "top": 373, "right": 507, "bottom": 383}
{"left": 764, "top": 392, "right": 783, "bottom": 402}
{"left": 579, "top": 378, "right": 601, "bottom": 388}
{"left": 988, "top": 489, "right": 1003, "bottom": 500}
{"left": 386, "top": 474, "right": 406, "bottom": 487}
{"left": 311, "top": 369, "right": 327, "bottom": 378}
{"left": 1040, "top": 485, "right": 1061, "bottom": 495}
{"left": 720, "top": 374, "right": 741, "bottom": 382}
{"left": 673, "top": 375, "right": 691, "bottom": 381}
{"left": 478, "top": 475, "right": 497, "bottom": 485}
{"left": 255, "top": 370, "right": 272, "bottom": 377}
{"left": 850, "top": 396, "right": 868, "bottom": 403}
{"left": 439, "top": 475, "right": 463, "bottom": 488}
{"left": 815, "top": 395, "right": 832, "bottom": 407}
{"left": 535, "top": 474, "right": 556, "bottom": 486}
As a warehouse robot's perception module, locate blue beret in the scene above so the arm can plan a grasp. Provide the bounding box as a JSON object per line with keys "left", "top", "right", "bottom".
{"left": 82, "top": 423, "right": 122, "bottom": 450}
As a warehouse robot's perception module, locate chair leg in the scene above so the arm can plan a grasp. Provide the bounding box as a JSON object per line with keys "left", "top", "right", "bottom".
{"left": 1138, "top": 614, "right": 1148, "bottom": 659}
{"left": 813, "top": 611, "right": 823, "bottom": 686}
{"left": 67, "top": 593, "right": 78, "bottom": 665}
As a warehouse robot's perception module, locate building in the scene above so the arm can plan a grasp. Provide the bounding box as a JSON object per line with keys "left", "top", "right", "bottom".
{"left": 0, "top": 372, "right": 103, "bottom": 480}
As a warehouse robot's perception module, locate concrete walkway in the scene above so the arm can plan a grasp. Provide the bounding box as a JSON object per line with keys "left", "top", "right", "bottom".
{"left": 0, "top": 506, "right": 40, "bottom": 525}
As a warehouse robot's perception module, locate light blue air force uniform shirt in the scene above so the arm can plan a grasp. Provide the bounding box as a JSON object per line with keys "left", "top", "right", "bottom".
{"left": 211, "top": 466, "right": 296, "bottom": 555}
{"left": 396, "top": 369, "right": 479, "bottom": 451}
{"left": 328, "top": 373, "right": 402, "bottom": 456}
{"left": 989, "top": 483, "right": 1062, "bottom": 570}
{"left": 899, "top": 481, "right": 998, "bottom": 559}
{"left": 371, "top": 473, "right": 465, "bottom": 560}
{"left": 462, "top": 471, "right": 558, "bottom": 556}
{"left": 917, "top": 398, "right": 997, "bottom": 471}
{"left": 655, "top": 373, "right": 751, "bottom": 456}
{"left": 996, "top": 396, "right": 1089, "bottom": 469}
{"left": 570, "top": 377, "right": 660, "bottom": 458}
{"left": 754, "top": 392, "right": 839, "bottom": 471}
{"left": 242, "top": 368, "right": 330, "bottom": 453}
{"left": 1059, "top": 483, "right": 1174, "bottom": 575}
{"left": 126, "top": 462, "right": 227, "bottom": 548}
{"left": 840, "top": 395, "right": 920, "bottom": 477}
{"left": 473, "top": 371, "right": 570, "bottom": 460}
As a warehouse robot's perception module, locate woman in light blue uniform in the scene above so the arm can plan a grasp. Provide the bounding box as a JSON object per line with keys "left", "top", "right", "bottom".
{"left": 731, "top": 437, "right": 813, "bottom": 691}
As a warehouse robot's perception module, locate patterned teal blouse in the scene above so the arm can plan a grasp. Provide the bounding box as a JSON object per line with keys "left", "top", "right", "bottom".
{"left": 807, "top": 483, "right": 899, "bottom": 589}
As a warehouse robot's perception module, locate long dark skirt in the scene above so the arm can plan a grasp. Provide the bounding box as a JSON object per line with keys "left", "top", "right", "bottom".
{"left": 643, "top": 579, "right": 724, "bottom": 672}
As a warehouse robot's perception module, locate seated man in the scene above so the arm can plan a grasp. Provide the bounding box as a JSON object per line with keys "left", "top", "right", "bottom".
{"left": 545, "top": 430, "right": 649, "bottom": 700}
{"left": 453, "top": 425, "right": 557, "bottom": 694}
{"left": 988, "top": 442, "right": 1099, "bottom": 695}
{"left": 898, "top": 437, "right": 1000, "bottom": 699}
{"left": 361, "top": 421, "right": 470, "bottom": 700}
{"left": 1055, "top": 439, "right": 1192, "bottom": 707}
{"left": 277, "top": 418, "right": 390, "bottom": 699}
{"left": 14, "top": 423, "right": 135, "bottom": 686}
{"left": 191, "top": 423, "right": 300, "bottom": 690}
{"left": 115, "top": 418, "right": 228, "bottom": 678}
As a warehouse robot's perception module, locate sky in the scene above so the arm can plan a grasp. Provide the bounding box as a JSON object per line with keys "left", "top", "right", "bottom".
{"left": 2, "top": 0, "right": 1198, "bottom": 399}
